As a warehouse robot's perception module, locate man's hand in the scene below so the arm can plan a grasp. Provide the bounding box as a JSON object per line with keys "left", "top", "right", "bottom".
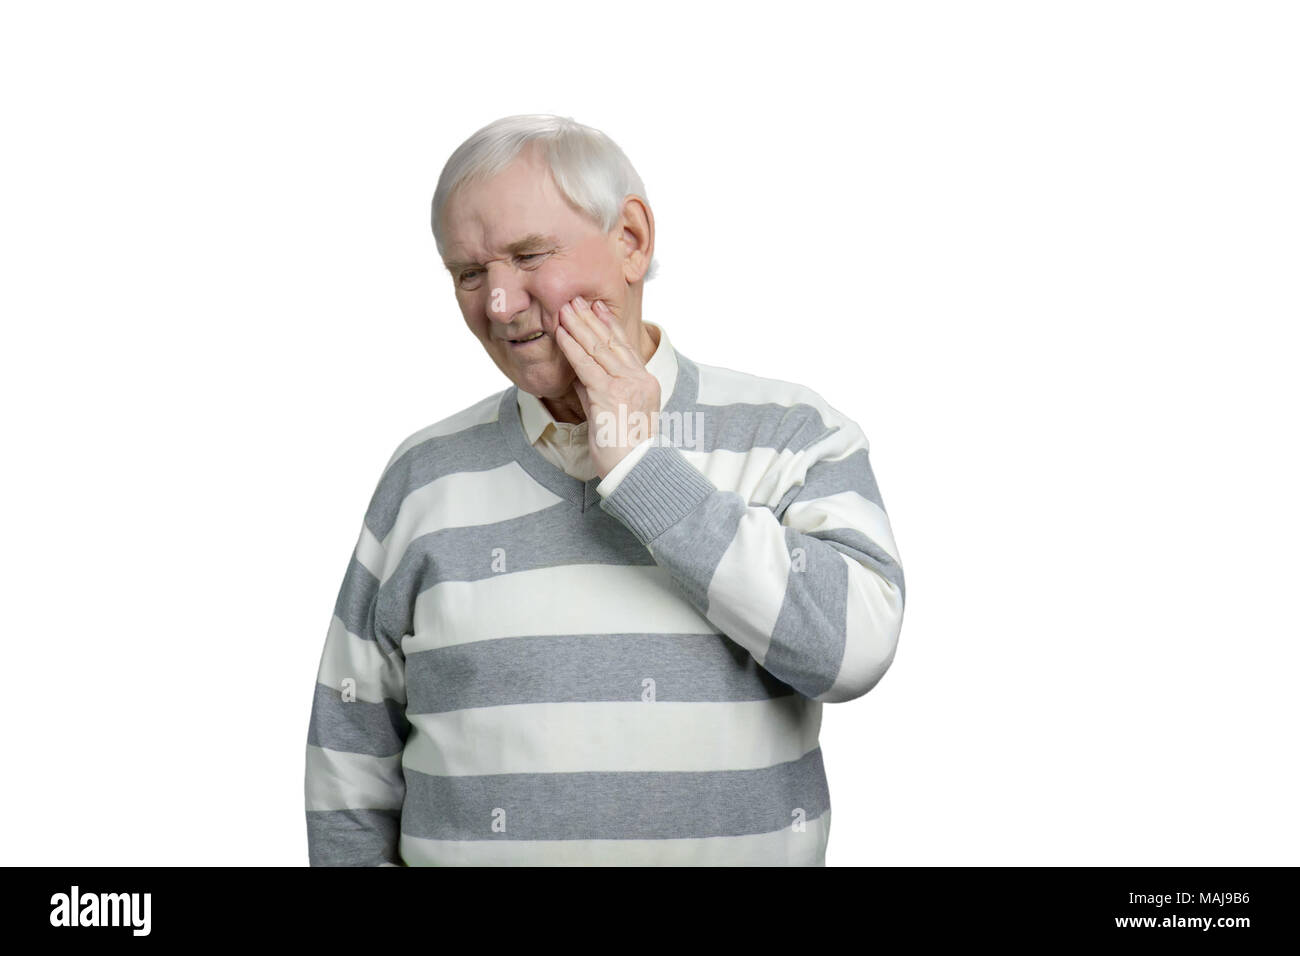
{"left": 554, "top": 294, "right": 660, "bottom": 478}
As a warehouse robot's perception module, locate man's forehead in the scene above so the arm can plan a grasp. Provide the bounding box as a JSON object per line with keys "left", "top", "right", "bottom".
{"left": 442, "top": 149, "right": 582, "bottom": 266}
{"left": 443, "top": 230, "right": 561, "bottom": 270}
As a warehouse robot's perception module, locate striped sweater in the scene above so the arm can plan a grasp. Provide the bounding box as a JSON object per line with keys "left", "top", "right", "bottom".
{"left": 305, "top": 329, "right": 906, "bottom": 866}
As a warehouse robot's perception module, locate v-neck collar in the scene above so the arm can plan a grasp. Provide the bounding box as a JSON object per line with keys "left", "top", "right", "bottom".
{"left": 497, "top": 348, "right": 698, "bottom": 513}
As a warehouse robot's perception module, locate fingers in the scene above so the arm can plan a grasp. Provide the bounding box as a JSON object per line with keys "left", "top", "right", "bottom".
{"left": 554, "top": 320, "right": 610, "bottom": 387}
{"left": 558, "top": 295, "right": 635, "bottom": 375}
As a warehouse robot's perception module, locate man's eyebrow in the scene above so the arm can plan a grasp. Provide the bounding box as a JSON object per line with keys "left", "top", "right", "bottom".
{"left": 443, "top": 233, "right": 558, "bottom": 273}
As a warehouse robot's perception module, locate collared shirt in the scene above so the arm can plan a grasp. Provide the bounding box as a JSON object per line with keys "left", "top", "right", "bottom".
{"left": 515, "top": 320, "right": 679, "bottom": 496}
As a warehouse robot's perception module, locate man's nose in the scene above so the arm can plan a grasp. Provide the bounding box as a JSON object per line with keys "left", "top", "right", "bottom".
{"left": 482, "top": 264, "right": 530, "bottom": 325}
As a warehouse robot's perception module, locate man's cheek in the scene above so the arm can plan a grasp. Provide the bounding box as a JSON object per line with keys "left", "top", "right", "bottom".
{"left": 538, "top": 285, "right": 583, "bottom": 335}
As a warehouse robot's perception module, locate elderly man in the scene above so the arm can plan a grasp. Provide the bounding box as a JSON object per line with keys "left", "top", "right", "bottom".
{"left": 305, "top": 114, "right": 906, "bottom": 866}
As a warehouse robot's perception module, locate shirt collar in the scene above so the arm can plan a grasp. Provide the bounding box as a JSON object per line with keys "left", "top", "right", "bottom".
{"left": 516, "top": 320, "right": 679, "bottom": 444}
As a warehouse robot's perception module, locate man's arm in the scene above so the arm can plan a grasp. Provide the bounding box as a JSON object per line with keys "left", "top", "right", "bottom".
{"left": 304, "top": 504, "right": 411, "bottom": 866}
{"left": 597, "top": 403, "right": 905, "bottom": 703}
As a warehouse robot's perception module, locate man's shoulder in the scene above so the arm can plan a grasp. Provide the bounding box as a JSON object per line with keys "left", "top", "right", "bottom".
{"left": 690, "top": 358, "right": 860, "bottom": 448}
{"left": 379, "top": 387, "right": 510, "bottom": 477}
{"left": 346, "top": 387, "right": 514, "bottom": 562}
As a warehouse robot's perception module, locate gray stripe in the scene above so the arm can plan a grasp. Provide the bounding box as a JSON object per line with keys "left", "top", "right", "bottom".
{"left": 666, "top": 350, "right": 700, "bottom": 419}
{"left": 308, "top": 682, "right": 410, "bottom": 756}
{"left": 792, "top": 447, "right": 884, "bottom": 511}
{"left": 810, "top": 525, "right": 907, "bottom": 601}
{"left": 640, "top": 485, "right": 743, "bottom": 611}
{"left": 372, "top": 502, "right": 660, "bottom": 641}
{"left": 406, "top": 632, "right": 795, "bottom": 714}
{"left": 400, "top": 747, "right": 830, "bottom": 841}
{"left": 382, "top": 443, "right": 889, "bottom": 638}
{"left": 333, "top": 555, "right": 381, "bottom": 641}
{"left": 599, "top": 443, "right": 720, "bottom": 546}
{"left": 680, "top": 355, "right": 836, "bottom": 455}
{"left": 366, "top": 414, "right": 509, "bottom": 542}
{"left": 766, "top": 526, "right": 850, "bottom": 699}
{"left": 414, "top": 501, "right": 654, "bottom": 582}
{"left": 701, "top": 404, "right": 835, "bottom": 456}
{"left": 307, "top": 808, "right": 402, "bottom": 866}
{"left": 361, "top": 350, "right": 845, "bottom": 541}
{"left": 333, "top": 553, "right": 406, "bottom": 657}
{"left": 771, "top": 449, "right": 885, "bottom": 521}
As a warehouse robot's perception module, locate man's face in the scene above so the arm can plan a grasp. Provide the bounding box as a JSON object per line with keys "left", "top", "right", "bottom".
{"left": 440, "top": 144, "right": 635, "bottom": 400}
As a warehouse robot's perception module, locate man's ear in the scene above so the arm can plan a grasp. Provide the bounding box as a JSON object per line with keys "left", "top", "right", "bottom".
{"left": 617, "top": 194, "right": 654, "bottom": 284}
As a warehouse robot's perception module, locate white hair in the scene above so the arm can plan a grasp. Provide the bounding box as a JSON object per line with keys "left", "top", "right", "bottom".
{"left": 431, "top": 113, "right": 659, "bottom": 282}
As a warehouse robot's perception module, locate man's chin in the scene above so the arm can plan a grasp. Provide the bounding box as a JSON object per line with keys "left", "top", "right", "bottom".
{"left": 508, "top": 353, "right": 574, "bottom": 394}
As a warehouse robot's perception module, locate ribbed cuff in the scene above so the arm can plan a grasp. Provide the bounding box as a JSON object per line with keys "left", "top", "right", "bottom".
{"left": 595, "top": 436, "right": 658, "bottom": 498}
{"left": 598, "top": 444, "right": 716, "bottom": 546}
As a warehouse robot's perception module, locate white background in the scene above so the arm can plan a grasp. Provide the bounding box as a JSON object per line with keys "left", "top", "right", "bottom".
{"left": 2, "top": 0, "right": 1296, "bottom": 866}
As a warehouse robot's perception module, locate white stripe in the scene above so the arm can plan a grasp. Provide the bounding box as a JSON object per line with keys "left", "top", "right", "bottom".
{"left": 700, "top": 508, "right": 793, "bottom": 665}
{"left": 684, "top": 446, "right": 799, "bottom": 507}
{"left": 784, "top": 490, "right": 900, "bottom": 564}
{"left": 314, "top": 615, "right": 406, "bottom": 705}
{"left": 401, "top": 696, "right": 821, "bottom": 775}
{"left": 354, "top": 523, "right": 386, "bottom": 580}
{"left": 305, "top": 745, "right": 404, "bottom": 811}
{"left": 382, "top": 462, "right": 564, "bottom": 577}
{"left": 398, "top": 809, "right": 831, "bottom": 866}
{"left": 407, "top": 563, "right": 719, "bottom": 653}
{"left": 818, "top": 552, "right": 905, "bottom": 703}
{"left": 695, "top": 363, "right": 836, "bottom": 422}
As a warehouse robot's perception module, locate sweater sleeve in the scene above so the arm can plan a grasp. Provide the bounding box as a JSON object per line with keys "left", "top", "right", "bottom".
{"left": 304, "top": 487, "right": 411, "bottom": 866}
{"left": 596, "top": 404, "right": 905, "bottom": 703}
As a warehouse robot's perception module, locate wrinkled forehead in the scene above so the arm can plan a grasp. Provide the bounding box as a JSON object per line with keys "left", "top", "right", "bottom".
{"left": 442, "top": 149, "right": 595, "bottom": 260}
{"left": 447, "top": 155, "right": 574, "bottom": 244}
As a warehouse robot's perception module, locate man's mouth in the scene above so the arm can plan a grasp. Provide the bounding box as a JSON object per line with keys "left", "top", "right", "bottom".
{"left": 509, "top": 330, "right": 546, "bottom": 345}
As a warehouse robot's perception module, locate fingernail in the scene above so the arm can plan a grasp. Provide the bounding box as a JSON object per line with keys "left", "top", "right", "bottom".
{"left": 574, "top": 295, "right": 586, "bottom": 309}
